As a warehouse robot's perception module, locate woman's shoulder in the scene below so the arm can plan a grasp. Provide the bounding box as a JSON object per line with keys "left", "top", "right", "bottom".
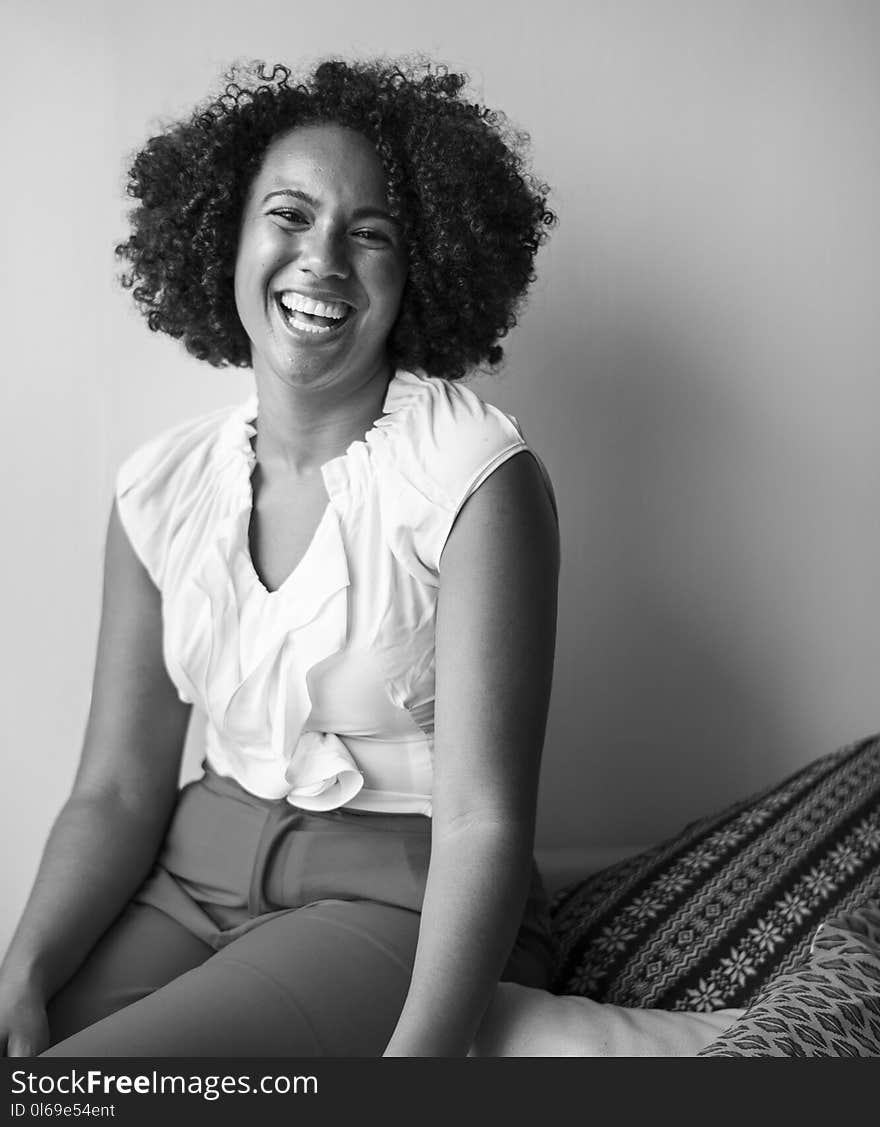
{"left": 366, "top": 370, "right": 535, "bottom": 583}
{"left": 375, "top": 369, "right": 527, "bottom": 506}
{"left": 116, "top": 398, "right": 251, "bottom": 498}
{"left": 114, "top": 397, "right": 254, "bottom": 588}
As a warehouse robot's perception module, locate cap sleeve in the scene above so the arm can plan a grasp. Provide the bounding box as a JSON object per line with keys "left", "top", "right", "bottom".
{"left": 373, "top": 373, "right": 532, "bottom": 586}
{"left": 115, "top": 405, "right": 235, "bottom": 590}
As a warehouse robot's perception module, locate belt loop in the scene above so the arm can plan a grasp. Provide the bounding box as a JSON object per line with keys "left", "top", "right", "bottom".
{"left": 248, "top": 801, "right": 299, "bottom": 916}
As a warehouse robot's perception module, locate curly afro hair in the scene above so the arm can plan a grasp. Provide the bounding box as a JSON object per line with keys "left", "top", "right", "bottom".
{"left": 116, "top": 58, "right": 555, "bottom": 380}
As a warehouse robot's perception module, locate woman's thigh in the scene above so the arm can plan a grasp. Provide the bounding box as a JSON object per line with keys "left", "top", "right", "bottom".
{"left": 46, "top": 902, "right": 213, "bottom": 1047}
{"left": 44, "top": 899, "right": 421, "bottom": 1057}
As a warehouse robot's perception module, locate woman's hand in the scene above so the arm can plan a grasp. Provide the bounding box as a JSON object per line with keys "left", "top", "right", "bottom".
{"left": 0, "top": 977, "right": 49, "bottom": 1057}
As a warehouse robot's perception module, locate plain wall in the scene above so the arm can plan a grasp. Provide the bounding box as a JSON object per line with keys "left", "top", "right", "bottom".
{"left": 2, "top": 0, "right": 879, "bottom": 951}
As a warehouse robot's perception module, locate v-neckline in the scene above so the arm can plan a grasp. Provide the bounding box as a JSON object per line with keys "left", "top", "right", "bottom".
{"left": 245, "top": 493, "right": 332, "bottom": 598}
{"left": 238, "top": 374, "right": 400, "bottom": 598}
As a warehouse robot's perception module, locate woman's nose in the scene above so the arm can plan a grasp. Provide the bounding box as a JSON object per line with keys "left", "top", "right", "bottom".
{"left": 298, "top": 226, "right": 350, "bottom": 279}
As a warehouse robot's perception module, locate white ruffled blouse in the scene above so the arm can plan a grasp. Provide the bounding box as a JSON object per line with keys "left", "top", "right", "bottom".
{"left": 115, "top": 369, "right": 535, "bottom": 816}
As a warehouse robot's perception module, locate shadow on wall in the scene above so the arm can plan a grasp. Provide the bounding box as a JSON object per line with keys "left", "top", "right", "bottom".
{"left": 529, "top": 303, "right": 813, "bottom": 849}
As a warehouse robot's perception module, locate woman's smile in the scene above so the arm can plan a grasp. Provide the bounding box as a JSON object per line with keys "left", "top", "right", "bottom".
{"left": 234, "top": 123, "right": 408, "bottom": 392}
{"left": 276, "top": 289, "right": 355, "bottom": 336}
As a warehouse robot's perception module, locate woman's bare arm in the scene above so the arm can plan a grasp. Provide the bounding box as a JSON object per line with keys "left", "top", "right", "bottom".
{"left": 383, "top": 451, "right": 559, "bottom": 1057}
{"left": 0, "top": 501, "right": 191, "bottom": 1051}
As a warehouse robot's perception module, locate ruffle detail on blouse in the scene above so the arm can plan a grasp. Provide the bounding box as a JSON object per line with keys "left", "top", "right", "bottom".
{"left": 283, "top": 730, "right": 364, "bottom": 810}
{"left": 163, "top": 394, "right": 361, "bottom": 809}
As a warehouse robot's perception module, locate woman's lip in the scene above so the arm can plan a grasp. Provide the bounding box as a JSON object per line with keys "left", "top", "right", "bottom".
{"left": 273, "top": 294, "right": 354, "bottom": 342}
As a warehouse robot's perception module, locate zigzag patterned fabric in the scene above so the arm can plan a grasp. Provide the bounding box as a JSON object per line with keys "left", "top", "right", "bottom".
{"left": 698, "top": 902, "right": 880, "bottom": 1056}
{"left": 550, "top": 734, "right": 880, "bottom": 1011}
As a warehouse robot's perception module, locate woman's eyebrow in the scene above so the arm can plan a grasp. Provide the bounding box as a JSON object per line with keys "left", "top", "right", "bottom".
{"left": 262, "top": 188, "right": 317, "bottom": 207}
{"left": 351, "top": 206, "right": 401, "bottom": 227}
{"left": 262, "top": 188, "right": 400, "bottom": 226}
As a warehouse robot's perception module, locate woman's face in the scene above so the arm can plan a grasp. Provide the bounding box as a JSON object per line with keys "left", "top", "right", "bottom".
{"left": 234, "top": 123, "right": 407, "bottom": 394}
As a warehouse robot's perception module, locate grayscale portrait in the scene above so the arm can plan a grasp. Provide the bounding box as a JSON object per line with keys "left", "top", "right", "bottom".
{"left": 2, "top": 0, "right": 878, "bottom": 1062}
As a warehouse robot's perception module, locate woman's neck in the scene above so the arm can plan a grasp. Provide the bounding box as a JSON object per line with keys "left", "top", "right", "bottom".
{"left": 251, "top": 364, "right": 393, "bottom": 474}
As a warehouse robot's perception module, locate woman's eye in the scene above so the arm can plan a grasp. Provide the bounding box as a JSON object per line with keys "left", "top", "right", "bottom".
{"left": 352, "top": 228, "right": 390, "bottom": 244}
{"left": 271, "top": 208, "right": 308, "bottom": 225}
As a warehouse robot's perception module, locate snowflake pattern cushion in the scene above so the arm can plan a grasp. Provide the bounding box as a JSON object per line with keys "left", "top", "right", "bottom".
{"left": 698, "top": 901, "right": 880, "bottom": 1056}
{"left": 550, "top": 735, "right": 880, "bottom": 1010}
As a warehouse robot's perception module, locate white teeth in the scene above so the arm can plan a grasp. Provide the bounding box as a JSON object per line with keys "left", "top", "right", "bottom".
{"left": 287, "top": 314, "right": 333, "bottom": 334}
{"left": 279, "top": 292, "right": 350, "bottom": 320}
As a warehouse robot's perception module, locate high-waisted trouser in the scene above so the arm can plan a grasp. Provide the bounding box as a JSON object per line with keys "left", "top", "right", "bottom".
{"left": 43, "top": 770, "right": 553, "bottom": 1057}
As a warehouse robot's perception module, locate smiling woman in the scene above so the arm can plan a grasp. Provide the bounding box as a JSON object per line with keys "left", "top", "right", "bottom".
{"left": 234, "top": 125, "right": 408, "bottom": 395}
{"left": 0, "top": 58, "right": 558, "bottom": 1060}
{"left": 116, "top": 59, "right": 553, "bottom": 379}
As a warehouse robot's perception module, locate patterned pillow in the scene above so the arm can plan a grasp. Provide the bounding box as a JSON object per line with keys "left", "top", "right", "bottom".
{"left": 550, "top": 734, "right": 880, "bottom": 1010}
{"left": 697, "top": 902, "right": 880, "bottom": 1056}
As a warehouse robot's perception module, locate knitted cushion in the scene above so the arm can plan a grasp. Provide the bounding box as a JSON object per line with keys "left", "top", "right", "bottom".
{"left": 698, "top": 902, "right": 880, "bottom": 1056}
{"left": 550, "top": 735, "right": 880, "bottom": 1010}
